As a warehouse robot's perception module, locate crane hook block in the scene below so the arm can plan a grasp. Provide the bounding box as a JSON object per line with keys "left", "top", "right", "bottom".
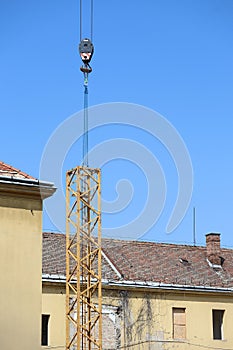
{"left": 79, "top": 38, "right": 94, "bottom": 65}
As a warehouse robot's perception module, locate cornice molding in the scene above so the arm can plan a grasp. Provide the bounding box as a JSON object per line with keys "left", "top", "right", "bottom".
{"left": 0, "top": 177, "right": 56, "bottom": 200}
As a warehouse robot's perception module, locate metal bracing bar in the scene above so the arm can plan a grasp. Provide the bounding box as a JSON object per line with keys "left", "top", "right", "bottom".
{"left": 80, "top": 184, "right": 98, "bottom": 202}
{"left": 80, "top": 217, "right": 98, "bottom": 232}
{"left": 79, "top": 197, "right": 99, "bottom": 216}
{"left": 81, "top": 167, "right": 99, "bottom": 183}
{"left": 67, "top": 200, "right": 77, "bottom": 218}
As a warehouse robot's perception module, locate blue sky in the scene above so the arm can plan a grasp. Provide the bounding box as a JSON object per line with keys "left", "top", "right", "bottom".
{"left": 1, "top": 0, "right": 233, "bottom": 247}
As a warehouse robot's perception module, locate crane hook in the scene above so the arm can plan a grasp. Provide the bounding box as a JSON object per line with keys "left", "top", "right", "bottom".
{"left": 79, "top": 38, "right": 94, "bottom": 73}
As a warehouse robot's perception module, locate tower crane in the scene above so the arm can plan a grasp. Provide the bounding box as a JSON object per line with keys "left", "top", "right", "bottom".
{"left": 66, "top": 1, "right": 102, "bottom": 349}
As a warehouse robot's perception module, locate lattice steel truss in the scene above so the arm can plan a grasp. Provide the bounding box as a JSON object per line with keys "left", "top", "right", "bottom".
{"left": 66, "top": 166, "right": 102, "bottom": 350}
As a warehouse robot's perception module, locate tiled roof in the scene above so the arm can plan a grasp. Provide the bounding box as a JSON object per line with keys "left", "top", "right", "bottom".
{"left": 42, "top": 232, "right": 120, "bottom": 281}
{"left": 102, "top": 239, "right": 233, "bottom": 288}
{"left": 0, "top": 161, "right": 36, "bottom": 180}
{"left": 42, "top": 232, "right": 233, "bottom": 290}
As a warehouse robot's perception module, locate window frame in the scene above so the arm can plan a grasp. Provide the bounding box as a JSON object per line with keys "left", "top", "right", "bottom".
{"left": 172, "top": 307, "right": 186, "bottom": 340}
{"left": 212, "top": 309, "right": 224, "bottom": 340}
{"left": 41, "top": 314, "right": 50, "bottom": 346}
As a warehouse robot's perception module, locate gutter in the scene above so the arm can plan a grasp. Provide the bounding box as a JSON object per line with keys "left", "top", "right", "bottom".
{"left": 42, "top": 274, "right": 233, "bottom": 294}
{"left": 42, "top": 274, "right": 66, "bottom": 283}
{"left": 0, "top": 175, "right": 54, "bottom": 187}
{"left": 0, "top": 176, "right": 56, "bottom": 199}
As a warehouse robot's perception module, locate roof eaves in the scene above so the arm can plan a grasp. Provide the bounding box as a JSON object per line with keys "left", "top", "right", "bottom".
{"left": 42, "top": 273, "right": 66, "bottom": 283}
{"left": 0, "top": 176, "right": 56, "bottom": 199}
{"left": 102, "top": 279, "right": 233, "bottom": 294}
{"left": 42, "top": 274, "right": 233, "bottom": 294}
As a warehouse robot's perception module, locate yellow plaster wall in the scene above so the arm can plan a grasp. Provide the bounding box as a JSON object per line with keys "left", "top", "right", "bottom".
{"left": 0, "top": 194, "right": 42, "bottom": 350}
{"left": 42, "top": 284, "right": 66, "bottom": 350}
{"left": 118, "top": 289, "right": 233, "bottom": 350}
{"left": 42, "top": 285, "right": 233, "bottom": 350}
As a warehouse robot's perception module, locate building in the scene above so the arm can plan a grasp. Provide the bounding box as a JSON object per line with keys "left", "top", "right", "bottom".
{"left": 43, "top": 232, "right": 233, "bottom": 350}
{"left": 0, "top": 161, "right": 56, "bottom": 350}
{"left": 1, "top": 161, "right": 233, "bottom": 350}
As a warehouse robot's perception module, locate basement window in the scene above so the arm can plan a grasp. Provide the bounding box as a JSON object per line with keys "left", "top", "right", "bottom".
{"left": 173, "top": 308, "right": 186, "bottom": 339}
{"left": 212, "top": 310, "right": 224, "bottom": 340}
{"left": 41, "top": 314, "right": 50, "bottom": 346}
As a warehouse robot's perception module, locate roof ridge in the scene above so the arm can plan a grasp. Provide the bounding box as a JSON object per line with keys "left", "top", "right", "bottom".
{"left": 102, "top": 237, "right": 205, "bottom": 249}
{"left": 42, "top": 233, "right": 233, "bottom": 252}
{"left": 43, "top": 231, "right": 65, "bottom": 236}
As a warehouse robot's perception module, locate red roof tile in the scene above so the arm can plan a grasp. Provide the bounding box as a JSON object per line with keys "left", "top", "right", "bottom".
{"left": 102, "top": 239, "right": 233, "bottom": 288}
{"left": 42, "top": 232, "right": 233, "bottom": 290}
{"left": 42, "top": 232, "right": 120, "bottom": 281}
{"left": 0, "top": 161, "right": 36, "bottom": 180}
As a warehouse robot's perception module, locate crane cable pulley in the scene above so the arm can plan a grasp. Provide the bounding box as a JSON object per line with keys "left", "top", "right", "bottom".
{"left": 78, "top": 0, "right": 94, "bottom": 166}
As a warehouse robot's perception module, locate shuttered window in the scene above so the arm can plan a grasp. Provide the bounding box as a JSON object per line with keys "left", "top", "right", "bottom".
{"left": 173, "top": 308, "right": 186, "bottom": 339}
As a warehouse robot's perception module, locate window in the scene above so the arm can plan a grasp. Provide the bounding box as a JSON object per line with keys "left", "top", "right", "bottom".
{"left": 173, "top": 308, "right": 186, "bottom": 339}
{"left": 212, "top": 310, "right": 224, "bottom": 340}
{"left": 41, "top": 314, "right": 50, "bottom": 346}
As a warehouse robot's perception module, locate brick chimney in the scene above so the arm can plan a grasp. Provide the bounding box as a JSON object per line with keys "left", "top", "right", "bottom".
{"left": 206, "top": 233, "right": 221, "bottom": 266}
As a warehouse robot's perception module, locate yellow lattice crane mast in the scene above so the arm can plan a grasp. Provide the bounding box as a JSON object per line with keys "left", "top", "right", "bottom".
{"left": 66, "top": 166, "right": 102, "bottom": 350}
{"left": 66, "top": 2, "right": 102, "bottom": 348}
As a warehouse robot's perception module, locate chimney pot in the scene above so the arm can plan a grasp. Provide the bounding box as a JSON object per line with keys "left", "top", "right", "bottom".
{"left": 206, "top": 233, "right": 221, "bottom": 266}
